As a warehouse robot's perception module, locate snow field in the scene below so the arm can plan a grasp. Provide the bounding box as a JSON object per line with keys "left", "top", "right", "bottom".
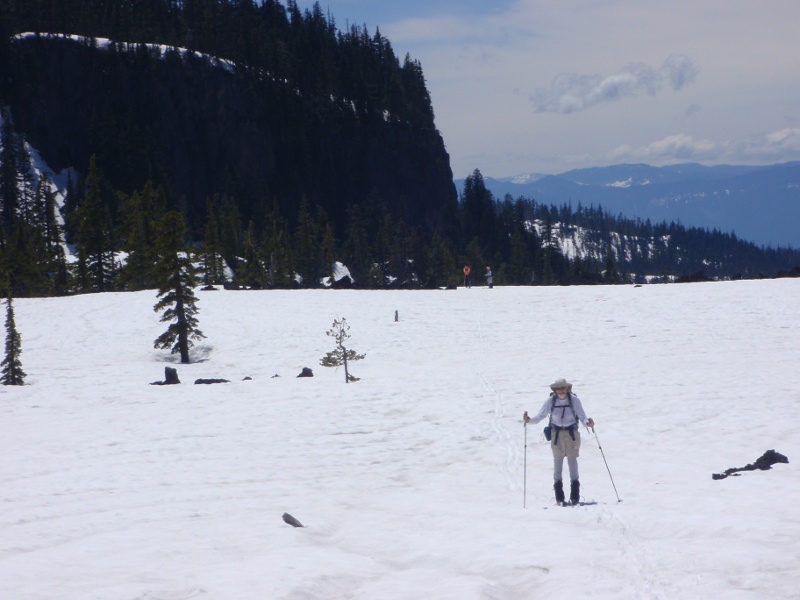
{"left": 2, "top": 280, "right": 799, "bottom": 599}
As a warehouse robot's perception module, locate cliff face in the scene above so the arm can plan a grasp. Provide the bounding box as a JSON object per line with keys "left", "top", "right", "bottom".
{"left": 4, "top": 35, "right": 458, "bottom": 235}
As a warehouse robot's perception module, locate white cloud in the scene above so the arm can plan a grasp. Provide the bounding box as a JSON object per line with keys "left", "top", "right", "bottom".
{"left": 765, "top": 128, "right": 800, "bottom": 145}
{"left": 609, "top": 129, "right": 800, "bottom": 165}
{"left": 610, "top": 134, "right": 720, "bottom": 163}
{"left": 530, "top": 54, "right": 698, "bottom": 114}
{"left": 732, "top": 128, "right": 800, "bottom": 162}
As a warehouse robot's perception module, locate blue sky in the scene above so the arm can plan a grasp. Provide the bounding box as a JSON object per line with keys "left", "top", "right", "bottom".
{"left": 295, "top": 1, "right": 800, "bottom": 179}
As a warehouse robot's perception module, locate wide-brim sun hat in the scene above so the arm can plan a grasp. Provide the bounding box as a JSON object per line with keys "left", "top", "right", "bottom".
{"left": 549, "top": 378, "right": 573, "bottom": 391}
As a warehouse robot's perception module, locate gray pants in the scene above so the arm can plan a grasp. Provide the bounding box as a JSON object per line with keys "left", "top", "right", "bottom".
{"left": 551, "top": 429, "right": 581, "bottom": 482}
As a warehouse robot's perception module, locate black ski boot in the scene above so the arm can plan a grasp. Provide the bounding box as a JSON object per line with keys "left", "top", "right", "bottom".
{"left": 570, "top": 480, "right": 580, "bottom": 505}
{"left": 554, "top": 480, "right": 565, "bottom": 505}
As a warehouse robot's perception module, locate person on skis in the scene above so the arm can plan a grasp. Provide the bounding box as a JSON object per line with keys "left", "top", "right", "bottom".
{"left": 524, "top": 378, "right": 594, "bottom": 506}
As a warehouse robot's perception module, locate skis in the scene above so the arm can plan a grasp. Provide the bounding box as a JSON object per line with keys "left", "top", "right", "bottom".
{"left": 543, "top": 500, "right": 599, "bottom": 509}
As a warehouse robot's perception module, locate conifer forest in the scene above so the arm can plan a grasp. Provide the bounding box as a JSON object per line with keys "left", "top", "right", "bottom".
{"left": 0, "top": 0, "right": 798, "bottom": 297}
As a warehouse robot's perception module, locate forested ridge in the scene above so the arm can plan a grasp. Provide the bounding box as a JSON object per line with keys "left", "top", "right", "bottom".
{"left": 0, "top": 0, "right": 797, "bottom": 298}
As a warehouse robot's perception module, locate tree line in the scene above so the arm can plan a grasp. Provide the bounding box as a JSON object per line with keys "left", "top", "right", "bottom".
{"left": 1, "top": 127, "right": 799, "bottom": 299}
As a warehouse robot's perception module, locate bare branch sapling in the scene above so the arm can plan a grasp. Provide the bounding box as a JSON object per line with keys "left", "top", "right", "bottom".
{"left": 320, "top": 317, "right": 365, "bottom": 382}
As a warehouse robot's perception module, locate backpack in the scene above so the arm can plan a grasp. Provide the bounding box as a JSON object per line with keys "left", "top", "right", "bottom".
{"left": 543, "top": 392, "right": 578, "bottom": 442}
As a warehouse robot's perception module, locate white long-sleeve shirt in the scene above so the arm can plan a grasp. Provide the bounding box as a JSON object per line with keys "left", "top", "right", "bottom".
{"left": 529, "top": 393, "right": 589, "bottom": 428}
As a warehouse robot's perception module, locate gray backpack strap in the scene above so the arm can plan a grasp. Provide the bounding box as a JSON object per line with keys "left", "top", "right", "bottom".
{"left": 551, "top": 392, "right": 579, "bottom": 443}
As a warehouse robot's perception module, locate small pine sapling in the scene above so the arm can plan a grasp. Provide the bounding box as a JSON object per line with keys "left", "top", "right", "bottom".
{"left": 2, "top": 295, "right": 26, "bottom": 386}
{"left": 320, "top": 317, "right": 365, "bottom": 382}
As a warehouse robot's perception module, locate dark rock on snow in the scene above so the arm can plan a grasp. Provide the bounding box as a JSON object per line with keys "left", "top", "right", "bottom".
{"left": 282, "top": 513, "right": 305, "bottom": 528}
{"left": 150, "top": 366, "right": 180, "bottom": 385}
{"left": 712, "top": 449, "right": 789, "bottom": 480}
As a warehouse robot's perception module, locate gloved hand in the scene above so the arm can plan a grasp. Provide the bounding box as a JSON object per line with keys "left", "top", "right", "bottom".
{"left": 587, "top": 418, "right": 595, "bottom": 429}
{"left": 523, "top": 411, "right": 530, "bottom": 424}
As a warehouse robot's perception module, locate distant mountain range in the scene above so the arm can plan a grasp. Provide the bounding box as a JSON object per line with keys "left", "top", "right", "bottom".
{"left": 456, "top": 163, "right": 800, "bottom": 249}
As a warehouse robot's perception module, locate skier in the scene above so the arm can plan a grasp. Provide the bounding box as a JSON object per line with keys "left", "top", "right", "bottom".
{"left": 463, "top": 265, "right": 471, "bottom": 288}
{"left": 524, "top": 378, "right": 594, "bottom": 506}
{"left": 485, "top": 266, "right": 493, "bottom": 288}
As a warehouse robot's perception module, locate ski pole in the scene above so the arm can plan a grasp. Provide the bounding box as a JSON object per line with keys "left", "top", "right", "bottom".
{"left": 591, "top": 426, "right": 622, "bottom": 502}
{"left": 523, "top": 412, "right": 528, "bottom": 508}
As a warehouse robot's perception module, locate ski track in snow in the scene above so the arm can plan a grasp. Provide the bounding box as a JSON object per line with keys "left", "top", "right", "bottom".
{"left": 474, "top": 291, "right": 519, "bottom": 494}
{"left": 458, "top": 288, "right": 675, "bottom": 598}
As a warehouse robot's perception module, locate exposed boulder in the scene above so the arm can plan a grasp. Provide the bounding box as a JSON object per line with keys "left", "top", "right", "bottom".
{"left": 712, "top": 449, "right": 789, "bottom": 480}
{"left": 282, "top": 513, "right": 304, "bottom": 528}
{"left": 150, "top": 366, "right": 180, "bottom": 385}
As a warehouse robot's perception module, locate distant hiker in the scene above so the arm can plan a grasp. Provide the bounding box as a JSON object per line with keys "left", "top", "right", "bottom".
{"left": 463, "top": 265, "right": 472, "bottom": 288}
{"left": 524, "top": 378, "right": 594, "bottom": 506}
{"left": 485, "top": 266, "right": 493, "bottom": 288}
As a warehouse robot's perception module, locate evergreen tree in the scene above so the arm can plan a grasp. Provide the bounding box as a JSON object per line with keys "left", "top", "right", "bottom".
{"left": 508, "top": 228, "right": 532, "bottom": 284}
{"left": 118, "top": 180, "right": 163, "bottom": 290}
{"left": 603, "top": 247, "right": 621, "bottom": 283}
{"left": 14, "top": 132, "right": 36, "bottom": 230}
{"left": 5, "top": 220, "right": 48, "bottom": 296}
{"left": 538, "top": 215, "right": 557, "bottom": 284}
{"left": 218, "top": 194, "right": 243, "bottom": 270}
{"left": 0, "top": 113, "right": 21, "bottom": 244}
{"left": 343, "top": 204, "right": 372, "bottom": 284}
{"left": 201, "top": 197, "right": 226, "bottom": 285}
{"left": 36, "top": 174, "right": 69, "bottom": 294}
{"left": 319, "top": 220, "right": 337, "bottom": 285}
{"left": 386, "top": 218, "right": 418, "bottom": 288}
{"left": 74, "top": 156, "right": 117, "bottom": 292}
{"left": 293, "top": 197, "right": 319, "bottom": 286}
{"left": 235, "top": 223, "right": 267, "bottom": 288}
{"left": 153, "top": 211, "right": 205, "bottom": 364}
{"left": 62, "top": 171, "right": 80, "bottom": 246}
{"left": 0, "top": 164, "right": 60, "bottom": 296}
{"left": 373, "top": 213, "right": 394, "bottom": 279}
{"left": 461, "top": 169, "right": 497, "bottom": 257}
{"left": 1, "top": 294, "right": 25, "bottom": 385}
{"left": 320, "top": 317, "right": 365, "bottom": 383}
{"left": 424, "top": 232, "right": 456, "bottom": 288}
{"left": 262, "top": 203, "right": 293, "bottom": 288}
